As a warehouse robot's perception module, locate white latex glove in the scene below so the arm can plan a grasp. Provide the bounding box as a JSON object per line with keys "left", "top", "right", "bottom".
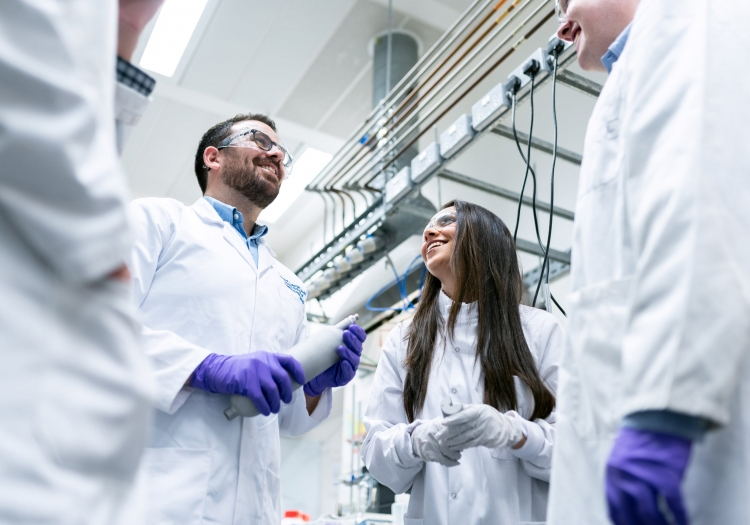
{"left": 439, "top": 404, "right": 525, "bottom": 452}
{"left": 410, "top": 419, "right": 462, "bottom": 467}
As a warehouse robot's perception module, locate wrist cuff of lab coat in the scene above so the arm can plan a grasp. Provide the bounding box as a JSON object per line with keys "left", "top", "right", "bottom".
{"left": 508, "top": 415, "right": 546, "bottom": 461}
{"left": 162, "top": 347, "right": 213, "bottom": 414}
{"left": 400, "top": 420, "right": 427, "bottom": 468}
{"left": 622, "top": 410, "right": 711, "bottom": 441}
{"left": 306, "top": 387, "right": 333, "bottom": 422}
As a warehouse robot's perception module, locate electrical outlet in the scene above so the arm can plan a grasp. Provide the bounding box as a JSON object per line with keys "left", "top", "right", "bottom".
{"left": 440, "top": 114, "right": 475, "bottom": 158}
{"left": 410, "top": 142, "right": 442, "bottom": 183}
{"left": 385, "top": 166, "right": 413, "bottom": 203}
{"left": 471, "top": 82, "right": 510, "bottom": 131}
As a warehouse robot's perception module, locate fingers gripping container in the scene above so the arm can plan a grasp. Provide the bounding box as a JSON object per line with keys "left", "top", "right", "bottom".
{"left": 224, "top": 314, "right": 360, "bottom": 420}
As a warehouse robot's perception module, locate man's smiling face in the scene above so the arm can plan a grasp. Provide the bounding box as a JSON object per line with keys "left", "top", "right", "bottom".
{"left": 557, "top": 0, "right": 638, "bottom": 72}
{"left": 219, "top": 120, "right": 285, "bottom": 209}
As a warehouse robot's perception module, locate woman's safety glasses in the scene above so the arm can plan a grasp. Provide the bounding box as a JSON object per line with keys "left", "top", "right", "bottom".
{"left": 217, "top": 128, "right": 294, "bottom": 175}
{"left": 424, "top": 211, "right": 457, "bottom": 234}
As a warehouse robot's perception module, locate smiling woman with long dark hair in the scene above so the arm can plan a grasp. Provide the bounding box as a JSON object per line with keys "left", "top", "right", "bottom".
{"left": 361, "top": 200, "right": 563, "bottom": 525}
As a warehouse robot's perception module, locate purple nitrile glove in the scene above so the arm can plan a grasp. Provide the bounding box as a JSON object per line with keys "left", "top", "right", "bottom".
{"left": 190, "top": 351, "right": 306, "bottom": 416}
{"left": 303, "top": 324, "right": 366, "bottom": 397}
{"left": 606, "top": 427, "right": 692, "bottom": 525}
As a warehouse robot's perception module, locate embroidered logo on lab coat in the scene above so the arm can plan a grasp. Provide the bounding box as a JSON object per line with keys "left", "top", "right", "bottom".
{"left": 281, "top": 277, "right": 307, "bottom": 304}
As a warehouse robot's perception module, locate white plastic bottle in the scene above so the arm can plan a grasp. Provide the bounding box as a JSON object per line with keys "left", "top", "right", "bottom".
{"left": 224, "top": 314, "right": 360, "bottom": 420}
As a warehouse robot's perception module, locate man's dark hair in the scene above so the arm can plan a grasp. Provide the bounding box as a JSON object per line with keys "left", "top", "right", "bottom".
{"left": 193, "top": 113, "right": 277, "bottom": 194}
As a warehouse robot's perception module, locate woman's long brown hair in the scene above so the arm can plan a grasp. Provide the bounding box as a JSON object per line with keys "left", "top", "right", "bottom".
{"left": 403, "top": 200, "right": 555, "bottom": 422}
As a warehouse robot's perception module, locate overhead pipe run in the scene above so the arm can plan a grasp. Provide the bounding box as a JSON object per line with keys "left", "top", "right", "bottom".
{"left": 299, "top": 0, "right": 594, "bottom": 304}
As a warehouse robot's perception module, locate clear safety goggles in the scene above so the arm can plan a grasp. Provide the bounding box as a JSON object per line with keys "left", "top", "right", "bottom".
{"left": 555, "top": 0, "right": 569, "bottom": 24}
{"left": 424, "top": 211, "right": 457, "bottom": 234}
{"left": 217, "top": 128, "right": 294, "bottom": 175}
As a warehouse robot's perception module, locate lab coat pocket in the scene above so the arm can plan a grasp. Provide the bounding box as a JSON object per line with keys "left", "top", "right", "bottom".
{"left": 142, "top": 448, "right": 211, "bottom": 525}
{"left": 565, "top": 277, "right": 632, "bottom": 438}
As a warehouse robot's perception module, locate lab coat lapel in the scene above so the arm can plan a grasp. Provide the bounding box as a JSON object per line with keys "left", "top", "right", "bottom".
{"left": 190, "top": 199, "right": 258, "bottom": 272}
{"left": 256, "top": 240, "right": 275, "bottom": 275}
{"left": 221, "top": 227, "right": 258, "bottom": 271}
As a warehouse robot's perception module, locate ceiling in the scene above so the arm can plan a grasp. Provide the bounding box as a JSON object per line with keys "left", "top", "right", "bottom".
{"left": 124, "top": 0, "right": 470, "bottom": 202}
{"left": 122, "top": 0, "right": 605, "bottom": 313}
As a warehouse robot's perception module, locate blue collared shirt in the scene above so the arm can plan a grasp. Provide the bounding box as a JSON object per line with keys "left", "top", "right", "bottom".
{"left": 601, "top": 22, "right": 632, "bottom": 73}
{"left": 204, "top": 196, "right": 268, "bottom": 267}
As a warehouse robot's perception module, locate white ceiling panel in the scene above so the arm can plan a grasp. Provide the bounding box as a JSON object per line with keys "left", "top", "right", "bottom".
{"left": 123, "top": 99, "right": 219, "bottom": 199}
{"left": 229, "top": 0, "right": 360, "bottom": 113}
{"left": 179, "top": 0, "right": 287, "bottom": 99}
{"left": 277, "top": 0, "right": 444, "bottom": 136}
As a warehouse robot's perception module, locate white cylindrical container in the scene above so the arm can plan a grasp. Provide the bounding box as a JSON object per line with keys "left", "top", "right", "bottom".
{"left": 224, "top": 314, "right": 360, "bottom": 420}
{"left": 357, "top": 235, "right": 384, "bottom": 254}
{"left": 441, "top": 395, "right": 463, "bottom": 417}
{"left": 316, "top": 276, "right": 331, "bottom": 291}
{"left": 323, "top": 268, "right": 339, "bottom": 282}
{"left": 345, "top": 248, "right": 365, "bottom": 265}
{"left": 334, "top": 258, "right": 352, "bottom": 274}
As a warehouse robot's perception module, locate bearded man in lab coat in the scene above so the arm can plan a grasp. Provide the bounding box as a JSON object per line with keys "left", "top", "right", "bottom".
{"left": 546, "top": 0, "right": 750, "bottom": 524}
{"left": 128, "top": 113, "right": 366, "bottom": 524}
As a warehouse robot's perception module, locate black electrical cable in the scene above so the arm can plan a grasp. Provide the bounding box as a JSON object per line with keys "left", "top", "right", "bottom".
{"left": 509, "top": 63, "right": 566, "bottom": 314}
{"left": 510, "top": 81, "right": 545, "bottom": 252}
{"left": 551, "top": 293, "right": 566, "bottom": 316}
{"left": 530, "top": 51, "right": 566, "bottom": 316}
{"left": 532, "top": 54, "right": 557, "bottom": 308}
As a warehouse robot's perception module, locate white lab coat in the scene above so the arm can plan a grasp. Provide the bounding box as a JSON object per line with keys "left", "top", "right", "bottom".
{"left": 547, "top": 1, "right": 750, "bottom": 523}
{"left": 128, "top": 197, "right": 332, "bottom": 525}
{"left": 362, "top": 292, "right": 563, "bottom": 525}
{"left": 0, "top": 1, "right": 153, "bottom": 523}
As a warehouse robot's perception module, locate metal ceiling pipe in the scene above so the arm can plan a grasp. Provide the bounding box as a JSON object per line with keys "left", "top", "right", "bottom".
{"left": 372, "top": 31, "right": 418, "bottom": 107}
{"left": 370, "top": 29, "right": 420, "bottom": 180}
{"left": 307, "top": 0, "right": 489, "bottom": 191}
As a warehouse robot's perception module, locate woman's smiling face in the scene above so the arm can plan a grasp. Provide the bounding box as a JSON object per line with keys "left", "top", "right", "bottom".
{"left": 421, "top": 207, "right": 457, "bottom": 290}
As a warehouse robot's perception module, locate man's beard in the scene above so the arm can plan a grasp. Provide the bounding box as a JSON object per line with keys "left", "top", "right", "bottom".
{"left": 222, "top": 156, "right": 281, "bottom": 209}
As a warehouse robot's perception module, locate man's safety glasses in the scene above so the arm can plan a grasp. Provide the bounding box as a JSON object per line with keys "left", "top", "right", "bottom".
{"left": 424, "top": 212, "right": 457, "bottom": 234}
{"left": 555, "top": 0, "right": 569, "bottom": 24}
{"left": 217, "top": 129, "right": 294, "bottom": 174}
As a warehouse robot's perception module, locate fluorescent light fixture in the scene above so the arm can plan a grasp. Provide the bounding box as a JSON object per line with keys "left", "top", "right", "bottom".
{"left": 260, "top": 148, "right": 333, "bottom": 224}
{"left": 139, "top": 0, "right": 209, "bottom": 77}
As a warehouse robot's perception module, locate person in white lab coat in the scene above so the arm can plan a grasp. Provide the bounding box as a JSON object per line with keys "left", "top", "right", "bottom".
{"left": 547, "top": 1, "right": 750, "bottom": 524}
{"left": 361, "top": 200, "right": 564, "bottom": 525}
{"left": 0, "top": 0, "right": 162, "bottom": 523}
{"left": 129, "top": 113, "right": 366, "bottom": 525}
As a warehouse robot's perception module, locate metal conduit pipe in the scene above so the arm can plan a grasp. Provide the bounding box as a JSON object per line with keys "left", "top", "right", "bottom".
{"left": 383, "top": 0, "right": 514, "bottom": 131}
{"left": 322, "top": 0, "right": 544, "bottom": 192}
{"left": 315, "top": 0, "right": 525, "bottom": 191}
{"left": 322, "top": 19, "right": 420, "bottom": 203}
{"left": 347, "top": 3, "right": 548, "bottom": 189}
{"left": 307, "top": 0, "right": 487, "bottom": 190}
{"left": 335, "top": 0, "right": 506, "bottom": 176}
{"left": 363, "top": 9, "right": 557, "bottom": 189}
{"left": 344, "top": 2, "right": 552, "bottom": 189}
{"left": 359, "top": 8, "right": 556, "bottom": 190}
{"left": 319, "top": 0, "right": 505, "bottom": 191}
{"left": 327, "top": 0, "right": 546, "bottom": 192}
